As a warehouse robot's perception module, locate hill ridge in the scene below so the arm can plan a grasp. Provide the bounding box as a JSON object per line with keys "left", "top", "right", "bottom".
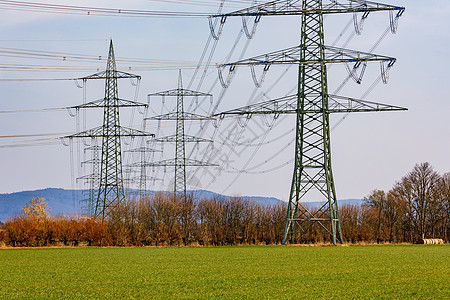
{"left": 0, "top": 188, "right": 362, "bottom": 222}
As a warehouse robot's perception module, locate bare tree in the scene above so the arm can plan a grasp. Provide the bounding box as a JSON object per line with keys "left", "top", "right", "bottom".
{"left": 435, "top": 172, "right": 450, "bottom": 241}
{"left": 394, "top": 162, "right": 441, "bottom": 241}
{"left": 365, "top": 190, "right": 386, "bottom": 242}
{"left": 22, "top": 197, "right": 51, "bottom": 219}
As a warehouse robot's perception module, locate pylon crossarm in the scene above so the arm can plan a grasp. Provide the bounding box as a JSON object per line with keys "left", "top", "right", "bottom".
{"left": 325, "top": 46, "right": 395, "bottom": 63}
{"left": 70, "top": 98, "right": 147, "bottom": 109}
{"left": 81, "top": 70, "right": 140, "bottom": 80}
{"left": 154, "top": 134, "right": 212, "bottom": 143}
{"left": 328, "top": 94, "right": 407, "bottom": 112}
{"left": 84, "top": 145, "right": 101, "bottom": 151}
{"left": 77, "top": 174, "right": 98, "bottom": 181}
{"left": 214, "top": 93, "right": 406, "bottom": 117}
{"left": 212, "top": 0, "right": 404, "bottom": 17}
{"left": 102, "top": 126, "right": 153, "bottom": 137}
{"left": 62, "top": 125, "right": 154, "bottom": 139}
{"left": 148, "top": 89, "right": 212, "bottom": 97}
{"left": 219, "top": 45, "right": 395, "bottom": 67}
{"left": 214, "top": 94, "right": 297, "bottom": 116}
{"left": 143, "top": 158, "right": 218, "bottom": 167}
{"left": 146, "top": 112, "right": 213, "bottom": 121}
{"left": 130, "top": 175, "right": 162, "bottom": 181}
{"left": 125, "top": 147, "right": 162, "bottom": 153}
{"left": 81, "top": 159, "right": 99, "bottom": 165}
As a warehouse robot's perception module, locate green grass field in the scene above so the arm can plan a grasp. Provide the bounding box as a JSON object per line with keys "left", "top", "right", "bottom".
{"left": 0, "top": 245, "right": 449, "bottom": 299}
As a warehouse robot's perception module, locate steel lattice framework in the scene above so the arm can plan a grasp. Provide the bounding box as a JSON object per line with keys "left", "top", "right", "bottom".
{"left": 124, "top": 146, "right": 162, "bottom": 197}
{"left": 64, "top": 40, "right": 154, "bottom": 218}
{"left": 213, "top": 0, "right": 406, "bottom": 244}
{"left": 145, "top": 71, "right": 216, "bottom": 198}
{"left": 78, "top": 145, "right": 101, "bottom": 215}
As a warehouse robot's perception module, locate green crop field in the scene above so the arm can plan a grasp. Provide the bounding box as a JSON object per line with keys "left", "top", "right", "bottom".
{"left": 0, "top": 245, "right": 449, "bottom": 299}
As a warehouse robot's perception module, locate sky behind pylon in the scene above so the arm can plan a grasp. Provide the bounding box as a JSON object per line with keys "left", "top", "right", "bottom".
{"left": 0, "top": 0, "right": 449, "bottom": 203}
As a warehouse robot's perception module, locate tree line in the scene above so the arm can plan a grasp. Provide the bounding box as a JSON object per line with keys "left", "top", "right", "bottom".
{"left": 342, "top": 162, "right": 449, "bottom": 244}
{"left": 0, "top": 162, "right": 448, "bottom": 247}
{"left": 1, "top": 195, "right": 286, "bottom": 247}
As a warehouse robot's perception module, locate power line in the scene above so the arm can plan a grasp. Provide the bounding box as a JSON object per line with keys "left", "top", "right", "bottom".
{"left": 144, "top": 0, "right": 259, "bottom": 9}
{"left": 0, "top": 0, "right": 214, "bottom": 18}
{"left": 0, "top": 138, "right": 61, "bottom": 148}
{"left": 0, "top": 38, "right": 108, "bottom": 42}
{"left": 0, "top": 132, "right": 73, "bottom": 138}
{"left": 0, "top": 45, "right": 212, "bottom": 64}
{"left": 0, "top": 78, "right": 81, "bottom": 81}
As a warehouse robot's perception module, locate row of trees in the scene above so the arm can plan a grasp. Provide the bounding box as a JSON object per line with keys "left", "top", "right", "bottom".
{"left": 108, "top": 194, "right": 287, "bottom": 246}
{"left": 352, "top": 162, "right": 449, "bottom": 243}
{"left": 4, "top": 215, "right": 109, "bottom": 247}
{"left": 0, "top": 162, "right": 448, "bottom": 247}
{"left": 1, "top": 195, "right": 287, "bottom": 247}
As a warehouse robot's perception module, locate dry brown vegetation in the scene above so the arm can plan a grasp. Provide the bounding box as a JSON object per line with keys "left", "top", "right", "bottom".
{"left": 4, "top": 215, "right": 109, "bottom": 247}
{"left": 350, "top": 162, "right": 450, "bottom": 244}
{"left": 1, "top": 195, "right": 288, "bottom": 247}
{"left": 1, "top": 162, "right": 448, "bottom": 247}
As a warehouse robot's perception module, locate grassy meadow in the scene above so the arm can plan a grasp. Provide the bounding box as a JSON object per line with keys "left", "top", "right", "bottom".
{"left": 0, "top": 245, "right": 449, "bottom": 299}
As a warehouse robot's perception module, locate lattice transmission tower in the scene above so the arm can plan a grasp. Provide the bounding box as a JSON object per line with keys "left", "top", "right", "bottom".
{"left": 124, "top": 146, "right": 162, "bottom": 197}
{"left": 212, "top": 0, "right": 406, "bottom": 244}
{"left": 77, "top": 144, "right": 100, "bottom": 216}
{"left": 64, "top": 40, "right": 154, "bottom": 218}
{"left": 144, "top": 71, "right": 217, "bottom": 198}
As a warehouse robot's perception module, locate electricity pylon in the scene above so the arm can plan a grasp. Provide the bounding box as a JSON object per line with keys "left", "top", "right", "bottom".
{"left": 212, "top": 0, "right": 406, "bottom": 244}
{"left": 64, "top": 40, "right": 154, "bottom": 219}
{"left": 145, "top": 71, "right": 217, "bottom": 198}
{"left": 77, "top": 145, "right": 101, "bottom": 215}
{"left": 124, "top": 146, "right": 162, "bottom": 197}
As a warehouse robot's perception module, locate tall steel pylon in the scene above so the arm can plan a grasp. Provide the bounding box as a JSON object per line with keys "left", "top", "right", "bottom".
{"left": 144, "top": 71, "right": 216, "bottom": 198}
{"left": 64, "top": 40, "right": 154, "bottom": 218}
{"left": 212, "top": 0, "right": 406, "bottom": 244}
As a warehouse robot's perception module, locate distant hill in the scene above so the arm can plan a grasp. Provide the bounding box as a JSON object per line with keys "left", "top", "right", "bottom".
{"left": 0, "top": 188, "right": 84, "bottom": 221}
{"left": 0, "top": 188, "right": 362, "bottom": 222}
{"left": 188, "top": 190, "right": 283, "bottom": 206}
{"left": 0, "top": 188, "right": 284, "bottom": 222}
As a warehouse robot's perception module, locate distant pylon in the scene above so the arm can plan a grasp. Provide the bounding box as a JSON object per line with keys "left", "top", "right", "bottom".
{"left": 124, "top": 146, "right": 162, "bottom": 197}
{"left": 212, "top": 0, "right": 406, "bottom": 244}
{"left": 64, "top": 40, "right": 154, "bottom": 218}
{"left": 145, "top": 71, "right": 217, "bottom": 198}
{"left": 78, "top": 144, "right": 100, "bottom": 215}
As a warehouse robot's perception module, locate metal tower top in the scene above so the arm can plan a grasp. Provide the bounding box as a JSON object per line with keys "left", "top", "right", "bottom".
{"left": 64, "top": 40, "right": 154, "bottom": 219}
{"left": 212, "top": 0, "right": 404, "bottom": 17}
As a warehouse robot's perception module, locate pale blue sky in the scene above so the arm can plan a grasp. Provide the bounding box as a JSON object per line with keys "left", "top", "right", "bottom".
{"left": 0, "top": 0, "right": 449, "bottom": 203}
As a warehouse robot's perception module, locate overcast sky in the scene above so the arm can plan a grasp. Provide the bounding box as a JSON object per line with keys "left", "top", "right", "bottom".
{"left": 0, "top": 0, "right": 449, "bottom": 203}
